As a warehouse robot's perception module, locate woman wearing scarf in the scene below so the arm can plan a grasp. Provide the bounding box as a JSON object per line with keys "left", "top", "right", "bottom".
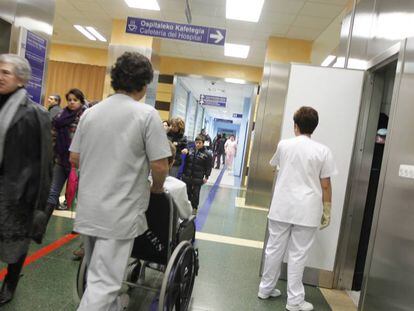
{"left": 167, "top": 117, "right": 188, "bottom": 177}
{"left": 0, "top": 54, "right": 53, "bottom": 306}
{"left": 47, "top": 88, "right": 86, "bottom": 211}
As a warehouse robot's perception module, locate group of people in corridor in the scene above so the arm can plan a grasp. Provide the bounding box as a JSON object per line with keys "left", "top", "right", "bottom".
{"left": 0, "top": 50, "right": 336, "bottom": 311}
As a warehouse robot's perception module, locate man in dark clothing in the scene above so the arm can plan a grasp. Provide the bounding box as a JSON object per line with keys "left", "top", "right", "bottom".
{"left": 212, "top": 134, "right": 225, "bottom": 169}
{"left": 47, "top": 94, "right": 62, "bottom": 121}
{"left": 182, "top": 136, "right": 213, "bottom": 214}
{"left": 199, "top": 128, "right": 212, "bottom": 150}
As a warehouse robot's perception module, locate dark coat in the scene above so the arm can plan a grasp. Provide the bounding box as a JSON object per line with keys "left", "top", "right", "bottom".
{"left": 0, "top": 95, "right": 53, "bottom": 245}
{"left": 213, "top": 137, "right": 225, "bottom": 154}
{"left": 167, "top": 131, "right": 188, "bottom": 167}
{"left": 200, "top": 133, "right": 212, "bottom": 150}
{"left": 182, "top": 147, "right": 213, "bottom": 185}
{"left": 48, "top": 104, "right": 62, "bottom": 121}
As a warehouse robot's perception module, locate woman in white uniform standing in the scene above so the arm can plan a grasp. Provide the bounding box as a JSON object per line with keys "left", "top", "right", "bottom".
{"left": 258, "top": 106, "right": 337, "bottom": 311}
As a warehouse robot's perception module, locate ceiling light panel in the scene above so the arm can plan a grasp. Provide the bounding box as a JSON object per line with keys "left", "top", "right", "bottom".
{"left": 74, "top": 25, "right": 96, "bottom": 41}
{"left": 224, "top": 43, "right": 250, "bottom": 58}
{"left": 125, "top": 0, "right": 160, "bottom": 11}
{"left": 85, "top": 27, "right": 107, "bottom": 42}
{"left": 226, "top": 0, "right": 265, "bottom": 23}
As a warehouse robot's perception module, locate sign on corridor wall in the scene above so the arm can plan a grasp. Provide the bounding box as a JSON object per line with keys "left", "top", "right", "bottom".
{"left": 126, "top": 17, "right": 226, "bottom": 46}
{"left": 199, "top": 95, "right": 227, "bottom": 107}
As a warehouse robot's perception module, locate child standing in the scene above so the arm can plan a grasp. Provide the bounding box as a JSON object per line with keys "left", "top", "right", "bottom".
{"left": 182, "top": 136, "right": 213, "bottom": 214}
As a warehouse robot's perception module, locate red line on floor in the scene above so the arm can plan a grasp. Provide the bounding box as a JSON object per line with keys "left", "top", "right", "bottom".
{"left": 0, "top": 233, "right": 79, "bottom": 281}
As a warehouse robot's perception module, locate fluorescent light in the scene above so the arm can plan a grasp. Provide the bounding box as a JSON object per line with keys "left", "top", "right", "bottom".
{"left": 86, "top": 27, "right": 107, "bottom": 42}
{"left": 125, "top": 0, "right": 160, "bottom": 10}
{"left": 225, "top": 78, "right": 246, "bottom": 84}
{"left": 74, "top": 25, "right": 96, "bottom": 41}
{"left": 226, "top": 0, "right": 265, "bottom": 23}
{"left": 225, "top": 43, "right": 250, "bottom": 58}
{"left": 321, "top": 55, "right": 336, "bottom": 67}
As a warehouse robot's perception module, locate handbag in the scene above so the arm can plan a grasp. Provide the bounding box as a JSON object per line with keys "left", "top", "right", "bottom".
{"left": 66, "top": 165, "right": 79, "bottom": 210}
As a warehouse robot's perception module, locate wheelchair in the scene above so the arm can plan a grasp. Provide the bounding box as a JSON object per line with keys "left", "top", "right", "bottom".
{"left": 76, "top": 192, "right": 199, "bottom": 311}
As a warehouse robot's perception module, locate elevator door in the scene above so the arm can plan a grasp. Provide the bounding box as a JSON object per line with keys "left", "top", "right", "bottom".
{"left": 352, "top": 60, "right": 397, "bottom": 291}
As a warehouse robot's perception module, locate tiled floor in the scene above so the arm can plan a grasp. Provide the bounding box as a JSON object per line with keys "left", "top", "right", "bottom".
{"left": 0, "top": 170, "right": 357, "bottom": 310}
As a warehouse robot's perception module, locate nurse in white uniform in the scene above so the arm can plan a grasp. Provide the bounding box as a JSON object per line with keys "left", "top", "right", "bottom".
{"left": 258, "top": 106, "right": 337, "bottom": 311}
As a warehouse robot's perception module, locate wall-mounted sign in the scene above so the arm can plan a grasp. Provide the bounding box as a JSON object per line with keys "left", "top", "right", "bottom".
{"left": 214, "top": 118, "right": 233, "bottom": 123}
{"left": 233, "top": 113, "right": 243, "bottom": 118}
{"left": 20, "top": 29, "right": 47, "bottom": 104}
{"left": 126, "top": 17, "right": 226, "bottom": 46}
{"left": 199, "top": 95, "right": 227, "bottom": 107}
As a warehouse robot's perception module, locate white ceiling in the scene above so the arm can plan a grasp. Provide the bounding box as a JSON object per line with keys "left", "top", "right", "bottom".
{"left": 179, "top": 76, "right": 255, "bottom": 121}
{"left": 53, "top": 0, "right": 348, "bottom": 66}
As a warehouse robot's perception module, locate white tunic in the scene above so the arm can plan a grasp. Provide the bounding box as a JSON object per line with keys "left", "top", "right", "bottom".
{"left": 268, "top": 135, "right": 337, "bottom": 227}
{"left": 70, "top": 94, "right": 171, "bottom": 239}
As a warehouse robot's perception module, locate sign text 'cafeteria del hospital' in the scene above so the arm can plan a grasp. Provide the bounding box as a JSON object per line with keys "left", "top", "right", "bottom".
{"left": 126, "top": 17, "right": 226, "bottom": 46}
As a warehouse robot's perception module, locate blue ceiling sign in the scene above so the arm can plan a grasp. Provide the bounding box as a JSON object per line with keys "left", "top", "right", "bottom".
{"left": 233, "top": 113, "right": 243, "bottom": 118}
{"left": 126, "top": 17, "right": 226, "bottom": 46}
{"left": 199, "top": 95, "right": 227, "bottom": 107}
{"left": 214, "top": 118, "right": 233, "bottom": 123}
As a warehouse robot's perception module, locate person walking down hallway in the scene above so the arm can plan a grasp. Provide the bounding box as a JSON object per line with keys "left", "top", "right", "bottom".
{"left": 182, "top": 136, "right": 213, "bottom": 214}
{"left": 258, "top": 107, "right": 337, "bottom": 311}
{"left": 224, "top": 135, "right": 237, "bottom": 172}
{"left": 47, "top": 88, "right": 86, "bottom": 211}
{"left": 47, "top": 94, "right": 62, "bottom": 121}
{"left": 212, "top": 133, "right": 225, "bottom": 169}
{"left": 199, "top": 128, "right": 212, "bottom": 150}
{"left": 70, "top": 52, "right": 171, "bottom": 311}
{"left": 167, "top": 117, "right": 188, "bottom": 177}
{"left": 0, "top": 54, "right": 53, "bottom": 306}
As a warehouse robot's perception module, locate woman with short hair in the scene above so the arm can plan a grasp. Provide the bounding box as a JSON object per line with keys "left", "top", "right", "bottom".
{"left": 0, "top": 54, "right": 53, "bottom": 306}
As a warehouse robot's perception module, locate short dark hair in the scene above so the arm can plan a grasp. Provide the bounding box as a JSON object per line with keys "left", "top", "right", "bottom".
{"left": 111, "top": 52, "right": 154, "bottom": 93}
{"left": 52, "top": 94, "right": 61, "bottom": 105}
{"left": 66, "top": 88, "right": 86, "bottom": 105}
{"left": 195, "top": 135, "right": 205, "bottom": 142}
{"left": 293, "top": 106, "right": 319, "bottom": 134}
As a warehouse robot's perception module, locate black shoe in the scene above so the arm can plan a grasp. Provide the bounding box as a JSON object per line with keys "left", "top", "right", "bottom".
{"left": 0, "top": 276, "right": 17, "bottom": 306}
{"left": 0, "top": 286, "right": 13, "bottom": 306}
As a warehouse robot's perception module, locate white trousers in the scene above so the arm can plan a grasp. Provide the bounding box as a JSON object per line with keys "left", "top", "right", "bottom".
{"left": 259, "top": 220, "right": 317, "bottom": 305}
{"left": 77, "top": 236, "right": 134, "bottom": 311}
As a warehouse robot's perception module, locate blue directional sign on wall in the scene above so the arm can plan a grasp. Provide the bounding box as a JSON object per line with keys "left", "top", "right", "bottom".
{"left": 214, "top": 118, "right": 233, "bottom": 123}
{"left": 199, "top": 95, "right": 227, "bottom": 107}
{"left": 126, "top": 17, "right": 226, "bottom": 46}
{"left": 233, "top": 113, "right": 243, "bottom": 118}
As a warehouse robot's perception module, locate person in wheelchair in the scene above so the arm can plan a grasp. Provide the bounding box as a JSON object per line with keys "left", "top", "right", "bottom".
{"left": 149, "top": 141, "right": 192, "bottom": 221}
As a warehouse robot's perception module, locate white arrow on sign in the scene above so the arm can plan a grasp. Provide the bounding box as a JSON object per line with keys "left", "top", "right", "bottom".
{"left": 210, "top": 30, "right": 224, "bottom": 44}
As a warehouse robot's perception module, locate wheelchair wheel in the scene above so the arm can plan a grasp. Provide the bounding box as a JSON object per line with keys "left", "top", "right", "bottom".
{"left": 76, "top": 257, "right": 87, "bottom": 299}
{"left": 158, "top": 241, "right": 197, "bottom": 311}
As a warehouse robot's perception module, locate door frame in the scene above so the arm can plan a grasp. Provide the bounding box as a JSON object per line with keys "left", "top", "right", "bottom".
{"left": 333, "top": 42, "right": 401, "bottom": 290}
{"left": 169, "top": 73, "right": 259, "bottom": 183}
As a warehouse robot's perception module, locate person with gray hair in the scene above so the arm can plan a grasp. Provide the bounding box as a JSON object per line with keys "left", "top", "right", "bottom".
{"left": 0, "top": 54, "right": 53, "bottom": 306}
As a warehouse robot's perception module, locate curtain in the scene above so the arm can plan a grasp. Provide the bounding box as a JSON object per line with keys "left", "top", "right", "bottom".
{"left": 44, "top": 61, "right": 106, "bottom": 107}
